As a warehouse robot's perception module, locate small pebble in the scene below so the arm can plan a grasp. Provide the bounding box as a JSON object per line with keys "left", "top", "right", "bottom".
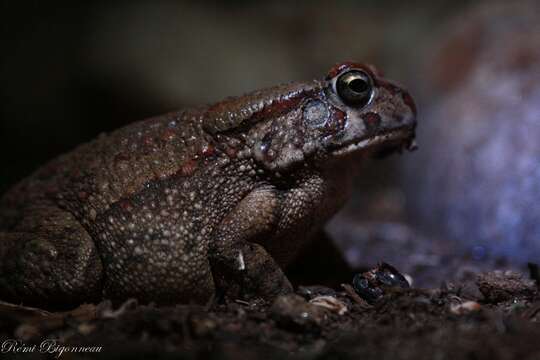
{"left": 270, "top": 294, "right": 325, "bottom": 333}
{"left": 309, "top": 296, "right": 348, "bottom": 315}
{"left": 476, "top": 271, "right": 536, "bottom": 303}
{"left": 297, "top": 285, "right": 337, "bottom": 300}
{"left": 450, "top": 301, "right": 482, "bottom": 315}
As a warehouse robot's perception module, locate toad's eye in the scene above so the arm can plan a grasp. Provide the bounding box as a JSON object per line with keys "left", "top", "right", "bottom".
{"left": 336, "top": 70, "right": 373, "bottom": 108}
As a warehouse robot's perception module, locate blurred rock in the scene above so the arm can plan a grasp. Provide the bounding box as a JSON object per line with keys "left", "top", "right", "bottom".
{"left": 296, "top": 286, "right": 337, "bottom": 300}
{"left": 476, "top": 270, "right": 536, "bottom": 303}
{"left": 402, "top": 0, "right": 540, "bottom": 264}
{"left": 309, "top": 296, "right": 348, "bottom": 315}
{"left": 269, "top": 294, "right": 325, "bottom": 333}
{"left": 449, "top": 300, "right": 481, "bottom": 315}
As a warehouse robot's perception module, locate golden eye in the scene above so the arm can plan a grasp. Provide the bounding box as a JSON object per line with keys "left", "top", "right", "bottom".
{"left": 336, "top": 70, "right": 373, "bottom": 107}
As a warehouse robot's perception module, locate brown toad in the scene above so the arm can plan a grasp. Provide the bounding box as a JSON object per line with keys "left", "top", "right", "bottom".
{"left": 0, "top": 62, "right": 416, "bottom": 308}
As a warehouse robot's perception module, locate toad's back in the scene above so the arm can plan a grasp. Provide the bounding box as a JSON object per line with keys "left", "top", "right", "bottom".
{"left": 0, "top": 110, "right": 204, "bottom": 227}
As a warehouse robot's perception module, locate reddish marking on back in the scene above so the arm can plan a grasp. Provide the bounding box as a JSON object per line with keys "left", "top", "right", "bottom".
{"left": 326, "top": 61, "right": 380, "bottom": 80}
{"left": 160, "top": 128, "right": 176, "bottom": 141}
{"left": 78, "top": 191, "right": 89, "bottom": 200}
{"left": 250, "top": 91, "right": 313, "bottom": 123}
{"left": 201, "top": 143, "right": 215, "bottom": 157}
{"left": 178, "top": 159, "right": 198, "bottom": 176}
{"left": 118, "top": 199, "right": 133, "bottom": 211}
{"left": 142, "top": 136, "right": 154, "bottom": 146}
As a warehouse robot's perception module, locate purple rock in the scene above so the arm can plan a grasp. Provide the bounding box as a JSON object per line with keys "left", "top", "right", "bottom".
{"left": 402, "top": 1, "right": 540, "bottom": 264}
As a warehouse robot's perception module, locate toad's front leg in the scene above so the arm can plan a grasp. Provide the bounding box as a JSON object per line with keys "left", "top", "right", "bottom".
{"left": 209, "top": 187, "right": 293, "bottom": 301}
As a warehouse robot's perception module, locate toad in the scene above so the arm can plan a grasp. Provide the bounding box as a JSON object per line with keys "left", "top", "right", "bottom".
{"left": 0, "top": 62, "right": 416, "bottom": 308}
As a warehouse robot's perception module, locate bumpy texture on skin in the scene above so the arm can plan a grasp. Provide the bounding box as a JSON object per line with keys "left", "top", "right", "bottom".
{"left": 0, "top": 62, "right": 416, "bottom": 308}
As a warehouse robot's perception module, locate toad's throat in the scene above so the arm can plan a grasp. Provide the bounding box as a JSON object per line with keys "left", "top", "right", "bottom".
{"left": 331, "top": 127, "right": 415, "bottom": 157}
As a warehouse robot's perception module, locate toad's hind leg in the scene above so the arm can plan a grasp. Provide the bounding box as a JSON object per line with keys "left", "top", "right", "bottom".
{"left": 0, "top": 206, "right": 103, "bottom": 308}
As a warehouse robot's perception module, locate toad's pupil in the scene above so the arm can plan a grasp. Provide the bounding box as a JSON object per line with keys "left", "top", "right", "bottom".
{"left": 336, "top": 70, "right": 373, "bottom": 107}
{"left": 349, "top": 78, "right": 369, "bottom": 93}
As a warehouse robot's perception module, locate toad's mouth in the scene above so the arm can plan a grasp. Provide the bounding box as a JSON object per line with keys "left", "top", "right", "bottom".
{"left": 331, "top": 127, "right": 417, "bottom": 157}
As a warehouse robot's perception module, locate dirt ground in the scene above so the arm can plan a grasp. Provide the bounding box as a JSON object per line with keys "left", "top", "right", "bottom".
{"left": 1, "top": 222, "right": 539, "bottom": 360}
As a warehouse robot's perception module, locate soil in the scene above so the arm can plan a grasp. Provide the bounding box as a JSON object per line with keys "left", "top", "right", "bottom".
{"left": 1, "top": 222, "right": 539, "bottom": 360}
